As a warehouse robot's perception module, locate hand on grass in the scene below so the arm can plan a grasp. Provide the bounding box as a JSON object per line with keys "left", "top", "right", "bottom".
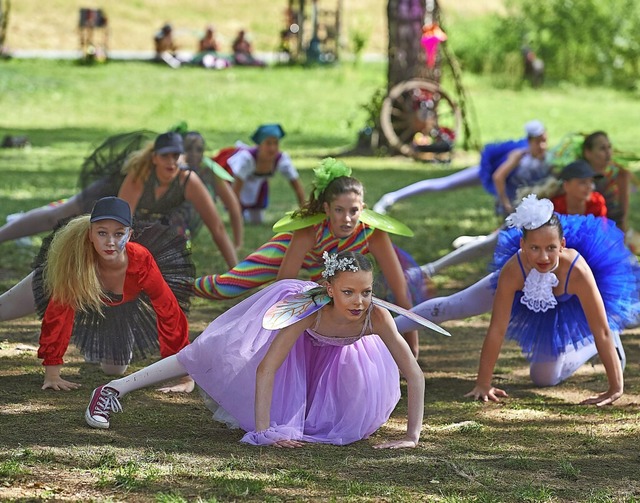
{"left": 157, "top": 376, "right": 195, "bottom": 393}
{"left": 272, "top": 439, "right": 305, "bottom": 448}
{"left": 42, "top": 365, "right": 81, "bottom": 391}
{"left": 579, "top": 389, "right": 622, "bottom": 406}
{"left": 373, "top": 438, "right": 418, "bottom": 449}
{"left": 465, "top": 384, "right": 508, "bottom": 402}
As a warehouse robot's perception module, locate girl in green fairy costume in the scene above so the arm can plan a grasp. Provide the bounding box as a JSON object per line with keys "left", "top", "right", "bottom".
{"left": 194, "top": 158, "right": 426, "bottom": 356}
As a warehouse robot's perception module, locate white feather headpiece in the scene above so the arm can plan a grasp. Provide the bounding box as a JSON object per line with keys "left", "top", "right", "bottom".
{"left": 505, "top": 194, "right": 554, "bottom": 230}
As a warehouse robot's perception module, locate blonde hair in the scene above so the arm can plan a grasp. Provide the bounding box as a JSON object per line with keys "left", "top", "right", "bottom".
{"left": 123, "top": 142, "right": 155, "bottom": 183}
{"left": 515, "top": 175, "right": 562, "bottom": 204}
{"left": 44, "top": 216, "right": 106, "bottom": 313}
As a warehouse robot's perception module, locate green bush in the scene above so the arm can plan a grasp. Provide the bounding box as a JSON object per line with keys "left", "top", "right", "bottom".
{"left": 449, "top": 0, "right": 640, "bottom": 90}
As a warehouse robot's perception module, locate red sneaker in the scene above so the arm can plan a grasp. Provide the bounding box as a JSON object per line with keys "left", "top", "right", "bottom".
{"left": 85, "top": 385, "right": 122, "bottom": 429}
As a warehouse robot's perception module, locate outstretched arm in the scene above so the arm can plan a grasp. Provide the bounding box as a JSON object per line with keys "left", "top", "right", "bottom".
{"left": 277, "top": 226, "right": 315, "bottom": 280}
{"left": 39, "top": 300, "right": 81, "bottom": 391}
{"left": 213, "top": 174, "right": 244, "bottom": 250}
{"left": 465, "top": 261, "right": 518, "bottom": 402}
{"left": 117, "top": 173, "right": 145, "bottom": 214}
{"left": 185, "top": 173, "right": 238, "bottom": 268}
{"left": 373, "top": 308, "right": 424, "bottom": 448}
{"left": 569, "top": 259, "right": 624, "bottom": 405}
{"left": 232, "top": 178, "right": 244, "bottom": 200}
{"left": 616, "top": 167, "right": 631, "bottom": 232}
{"left": 492, "top": 149, "right": 526, "bottom": 214}
{"left": 254, "top": 317, "right": 314, "bottom": 447}
{"left": 290, "top": 178, "right": 306, "bottom": 208}
{"left": 368, "top": 229, "right": 420, "bottom": 357}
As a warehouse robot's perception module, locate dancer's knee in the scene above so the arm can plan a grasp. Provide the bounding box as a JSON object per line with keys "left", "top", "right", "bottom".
{"left": 529, "top": 362, "right": 562, "bottom": 387}
{"left": 101, "top": 363, "right": 129, "bottom": 376}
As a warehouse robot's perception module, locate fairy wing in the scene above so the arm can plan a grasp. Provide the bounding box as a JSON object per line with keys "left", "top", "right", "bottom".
{"left": 263, "top": 288, "right": 451, "bottom": 337}
{"left": 272, "top": 212, "right": 326, "bottom": 233}
{"left": 372, "top": 297, "right": 451, "bottom": 337}
{"left": 263, "top": 287, "right": 330, "bottom": 330}
{"left": 202, "top": 156, "right": 234, "bottom": 182}
{"left": 360, "top": 209, "right": 414, "bottom": 237}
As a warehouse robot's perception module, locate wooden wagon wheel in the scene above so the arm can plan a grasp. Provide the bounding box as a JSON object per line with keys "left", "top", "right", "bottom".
{"left": 380, "top": 79, "right": 462, "bottom": 159}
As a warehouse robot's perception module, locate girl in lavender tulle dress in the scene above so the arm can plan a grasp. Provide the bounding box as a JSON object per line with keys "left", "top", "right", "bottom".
{"left": 85, "top": 251, "right": 426, "bottom": 449}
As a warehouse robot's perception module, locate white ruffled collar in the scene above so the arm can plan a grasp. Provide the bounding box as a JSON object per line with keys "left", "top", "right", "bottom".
{"left": 520, "top": 253, "right": 560, "bottom": 313}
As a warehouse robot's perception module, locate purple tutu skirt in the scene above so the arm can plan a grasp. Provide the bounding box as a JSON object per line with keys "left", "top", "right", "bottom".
{"left": 177, "top": 279, "right": 401, "bottom": 446}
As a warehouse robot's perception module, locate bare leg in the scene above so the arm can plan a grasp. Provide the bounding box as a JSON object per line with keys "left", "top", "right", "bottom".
{"left": 105, "top": 355, "right": 188, "bottom": 397}
{"left": 0, "top": 272, "right": 37, "bottom": 321}
{"left": 0, "top": 196, "right": 83, "bottom": 244}
{"left": 422, "top": 230, "right": 500, "bottom": 277}
{"left": 395, "top": 273, "right": 496, "bottom": 333}
{"left": 243, "top": 209, "right": 265, "bottom": 224}
{"left": 373, "top": 165, "right": 481, "bottom": 214}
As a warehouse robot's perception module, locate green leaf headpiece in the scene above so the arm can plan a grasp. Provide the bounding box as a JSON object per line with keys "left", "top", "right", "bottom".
{"left": 312, "top": 158, "right": 352, "bottom": 199}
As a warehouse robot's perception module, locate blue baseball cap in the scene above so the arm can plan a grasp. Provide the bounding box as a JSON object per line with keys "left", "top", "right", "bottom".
{"left": 251, "top": 124, "right": 285, "bottom": 144}
{"left": 90, "top": 197, "right": 132, "bottom": 227}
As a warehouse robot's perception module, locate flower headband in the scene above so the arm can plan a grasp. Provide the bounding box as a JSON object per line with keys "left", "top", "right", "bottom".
{"left": 321, "top": 251, "right": 359, "bottom": 279}
{"left": 313, "top": 158, "right": 352, "bottom": 199}
{"left": 505, "top": 194, "right": 554, "bottom": 230}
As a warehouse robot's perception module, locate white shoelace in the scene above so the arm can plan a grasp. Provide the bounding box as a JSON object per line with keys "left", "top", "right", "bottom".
{"left": 96, "top": 389, "right": 123, "bottom": 416}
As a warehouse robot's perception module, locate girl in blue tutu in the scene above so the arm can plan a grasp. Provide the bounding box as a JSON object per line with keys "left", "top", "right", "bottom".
{"left": 85, "top": 251, "right": 426, "bottom": 449}
{"left": 396, "top": 195, "right": 638, "bottom": 404}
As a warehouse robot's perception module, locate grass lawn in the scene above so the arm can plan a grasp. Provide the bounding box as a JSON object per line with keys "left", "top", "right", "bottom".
{"left": 1, "top": 60, "right": 639, "bottom": 502}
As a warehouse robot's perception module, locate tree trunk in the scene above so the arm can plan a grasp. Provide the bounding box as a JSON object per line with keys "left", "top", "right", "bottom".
{"left": 339, "top": 0, "right": 445, "bottom": 156}
{"left": 387, "top": 0, "right": 441, "bottom": 91}
{"left": 0, "top": 0, "right": 9, "bottom": 51}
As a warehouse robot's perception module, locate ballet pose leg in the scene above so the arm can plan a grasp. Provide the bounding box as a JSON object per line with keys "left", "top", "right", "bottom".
{"left": 395, "top": 273, "right": 496, "bottom": 332}
{"left": 0, "top": 196, "right": 84, "bottom": 244}
{"left": 422, "top": 230, "right": 499, "bottom": 277}
{"left": 373, "top": 165, "right": 481, "bottom": 214}
{"left": 0, "top": 272, "right": 37, "bottom": 321}
{"left": 104, "top": 355, "right": 188, "bottom": 397}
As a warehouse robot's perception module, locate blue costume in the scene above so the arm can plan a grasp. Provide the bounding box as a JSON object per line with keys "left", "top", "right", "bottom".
{"left": 479, "top": 139, "right": 551, "bottom": 215}
{"left": 491, "top": 214, "right": 640, "bottom": 364}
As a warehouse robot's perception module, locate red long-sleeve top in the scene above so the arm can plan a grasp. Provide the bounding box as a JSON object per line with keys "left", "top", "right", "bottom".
{"left": 551, "top": 191, "right": 607, "bottom": 217}
{"left": 38, "top": 242, "right": 189, "bottom": 366}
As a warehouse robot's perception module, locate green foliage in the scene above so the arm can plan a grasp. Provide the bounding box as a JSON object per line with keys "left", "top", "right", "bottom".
{"left": 359, "top": 86, "right": 387, "bottom": 130}
{"left": 0, "top": 459, "right": 28, "bottom": 480}
{"left": 515, "top": 482, "right": 555, "bottom": 502}
{"left": 556, "top": 459, "right": 581, "bottom": 480}
{"left": 350, "top": 29, "right": 369, "bottom": 66}
{"left": 449, "top": 0, "right": 640, "bottom": 90}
